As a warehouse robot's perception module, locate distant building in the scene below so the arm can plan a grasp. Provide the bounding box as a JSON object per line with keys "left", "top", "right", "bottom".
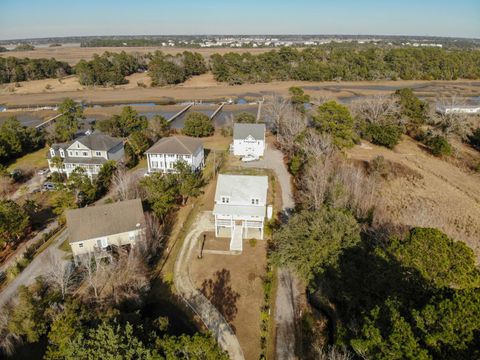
{"left": 436, "top": 105, "right": 480, "bottom": 115}
{"left": 66, "top": 198, "right": 146, "bottom": 261}
{"left": 213, "top": 174, "right": 269, "bottom": 252}
{"left": 232, "top": 123, "right": 266, "bottom": 158}
{"left": 47, "top": 132, "right": 124, "bottom": 178}
{"left": 145, "top": 136, "right": 204, "bottom": 174}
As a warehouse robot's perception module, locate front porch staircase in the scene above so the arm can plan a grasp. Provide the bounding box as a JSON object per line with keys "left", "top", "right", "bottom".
{"left": 229, "top": 225, "right": 243, "bottom": 252}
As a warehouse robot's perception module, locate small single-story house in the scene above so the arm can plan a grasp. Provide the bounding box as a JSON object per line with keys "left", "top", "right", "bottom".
{"left": 212, "top": 174, "right": 269, "bottom": 252}
{"left": 66, "top": 198, "right": 146, "bottom": 261}
{"left": 48, "top": 132, "right": 124, "bottom": 178}
{"left": 232, "top": 123, "right": 266, "bottom": 158}
{"left": 145, "top": 136, "right": 204, "bottom": 174}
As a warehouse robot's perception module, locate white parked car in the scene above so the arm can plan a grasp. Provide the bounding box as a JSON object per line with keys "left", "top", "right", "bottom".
{"left": 241, "top": 154, "right": 259, "bottom": 162}
{"left": 37, "top": 168, "right": 50, "bottom": 176}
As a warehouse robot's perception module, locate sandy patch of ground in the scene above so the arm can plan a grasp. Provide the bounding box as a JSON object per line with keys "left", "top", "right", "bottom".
{"left": 180, "top": 72, "right": 221, "bottom": 88}
{"left": 190, "top": 238, "right": 267, "bottom": 360}
{"left": 347, "top": 137, "right": 480, "bottom": 258}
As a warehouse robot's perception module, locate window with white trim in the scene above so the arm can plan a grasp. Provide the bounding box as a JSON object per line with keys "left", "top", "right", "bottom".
{"left": 95, "top": 151, "right": 101, "bottom": 156}
{"left": 251, "top": 198, "right": 259, "bottom": 205}
{"left": 59, "top": 149, "right": 65, "bottom": 158}
{"left": 82, "top": 151, "right": 88, "bottom": 156}
{"left": 151, "top": 161, "right": 159, "bottom": 168}
{"left": 78, "top": 242, "right": 84, "bottom": 248}
{"left": 50, "top": 148, "right": 55, "bottom": 157}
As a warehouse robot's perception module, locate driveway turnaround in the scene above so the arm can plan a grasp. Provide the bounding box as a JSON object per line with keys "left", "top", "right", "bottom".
{"left": 174, "top": 211, "right": 245, "bottom": 360}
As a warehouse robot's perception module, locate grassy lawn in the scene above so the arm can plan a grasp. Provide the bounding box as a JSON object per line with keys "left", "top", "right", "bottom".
{"left": 7, "top": 146, "right": 48, "bottom": 171}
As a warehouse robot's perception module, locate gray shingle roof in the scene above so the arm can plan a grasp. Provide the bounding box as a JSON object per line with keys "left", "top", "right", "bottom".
{"left": 76, "top": 132, "right": 123, "bottom": 151}
{"left": 145, "top": 136, "right": 203, "bottom": 155}
{"left": 66, "top": 199, "right": 146, "bottom": 243}
{"left": 233, "top": 123, "right": 265, "bottom": 140}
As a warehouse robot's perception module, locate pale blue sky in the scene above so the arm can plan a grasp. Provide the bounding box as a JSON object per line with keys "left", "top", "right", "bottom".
{"left": 0, "top": 0, "right": 478, "bottom": 40}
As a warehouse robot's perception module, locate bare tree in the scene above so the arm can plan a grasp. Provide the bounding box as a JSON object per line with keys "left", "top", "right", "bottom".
{"left": 302, "top": 130, "right": 335, "bottom": 158}
{"left": 313, "top": 345, "right": 354, "bottom": 360}
{"left": 263, "top": 93, "right": 291, "bottom": 135}
{"left": 433, "top": 95, "right": 470, "bottom": 139}
{"left": 351, "top": 95, "right": 400, "bottom": 125}
{"left": 300, "top": 157, "right": 335, "bottom": 210}
{"left": 111, "top": 165, "right": 142, "bottom": 201}
{"left": 78, "top": 253, "right": 107, "bottom": 300}
{"left": 137, "top": 212, "right": 164, "bottom": 263}
{"left": 44, "top": 250, "right": 75, "bottom": 299}
{"left": 0, "top": 311, "right": 21, "bottom": 357}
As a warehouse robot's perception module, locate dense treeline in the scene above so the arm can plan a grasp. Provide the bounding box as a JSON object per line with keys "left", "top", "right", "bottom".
{"left": 0, "top": 57, "right": 72, "bottom": 84}
{"left": 211, "top": 47, "right": 480, "bottom": 84}
{"left": 148, "top": 51, "right": 207, "bottom": 86}
{"left": 0, "top": 117, "right": 45, "bottom": 163}
{"left": 75, "top": 51, "right": 147, "bottom": 86}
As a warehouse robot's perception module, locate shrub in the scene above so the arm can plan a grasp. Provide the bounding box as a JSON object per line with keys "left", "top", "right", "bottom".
{"left": 425, "top": 135, "right": 453, "bottom": 157}
{"left": 182, "top": 112, "right": 214, "bottom": 137}
{"left": 365, "top": 123, "right": 403, "bottom": 149}
{"left": 249, "top": 238, "right": 257, "bottom": 247}
{"left": 234, "top": 112, "right": 256, "bottom": 124}
{"left": 467, "top": 127, "right": 480, "bottom": 150}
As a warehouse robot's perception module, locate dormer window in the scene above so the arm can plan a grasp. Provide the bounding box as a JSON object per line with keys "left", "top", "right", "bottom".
{"left": 221, "top": 196, "right": 230, "bottom": 204}
{"left": 251, "top": 198, "right": 259, "bottom": 205}
{"left": 59, "top": 149, "right": 65, "bottom": 158}
{"left": 50, "top": 148, "right": 55, "bottom": 157}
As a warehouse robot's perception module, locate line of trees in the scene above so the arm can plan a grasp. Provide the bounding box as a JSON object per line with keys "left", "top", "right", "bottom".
{"left": 0, "top": 56, "right": 72, "bottom": 84}
{"left": 211, "top": 47, "right": 480, "bottom": 84}
{"left": 148, "top": 51, "right": 207, "bottom": 86}
{"left": 75, "top": 51, "right": 147, "bottom": 86}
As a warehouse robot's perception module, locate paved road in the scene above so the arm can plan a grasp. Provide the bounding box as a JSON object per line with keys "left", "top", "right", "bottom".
{"left": 0, "top": 229, "right": 67, "bottom": 309}
{"left": 245, "top": 146, "right": 299, "bottom": 360}
{"left": 174, "top": 211, "right": 245, "bottom": 360}
{"left": 0, "top": 221, "right": 59, "bottom": 274}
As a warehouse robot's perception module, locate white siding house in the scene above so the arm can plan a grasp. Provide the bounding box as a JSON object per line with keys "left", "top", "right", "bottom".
{"left": 145, "top": 136, "right": 204, "bottom": 174}
{"left": 213, "top": 174, "right": 269, "bottom": 252}
{"left": 232, "top": 123, "right": 266, "bottom": 158}
{"left": 47, "top": 132, "right": 124, "bottom": 178}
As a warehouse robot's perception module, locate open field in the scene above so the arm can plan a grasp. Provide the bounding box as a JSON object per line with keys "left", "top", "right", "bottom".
{"left": 1, "top": 74, "right": 479, "bottom": 108}
{"left": 347, "top": 137, "right": 480, "bottom": 259}
{"left": 1, "top": 46, "right": 278, "bottom": 65}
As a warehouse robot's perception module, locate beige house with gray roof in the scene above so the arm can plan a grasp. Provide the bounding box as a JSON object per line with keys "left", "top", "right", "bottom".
{"left": 66, "top": 199, "right": 146, "bottom": 260}
{"left": 145, "top": 136, "right": 204, "bottom": 174}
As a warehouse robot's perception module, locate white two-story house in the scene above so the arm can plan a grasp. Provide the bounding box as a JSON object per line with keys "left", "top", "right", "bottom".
{"left": 47, "top": 132, "right": 124, "bottom": 178}
{"left": 212, "top": 174, "right": 269, "bottom": 252}
{"left": 232, "top": 123, "right": 266, "bottom": 158}
{"left": 145, "top": 136, "right": 204, "bottom": 174}
{"left": 66, "top": 198, "right": 146, "bottom": 262}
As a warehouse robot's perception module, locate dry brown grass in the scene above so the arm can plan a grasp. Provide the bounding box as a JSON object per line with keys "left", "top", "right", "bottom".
{"left": 190, "top": 239, "right": 267, "bottom": 360}
{"left": 347, "top": 137, "right": 480, "bottom": 259}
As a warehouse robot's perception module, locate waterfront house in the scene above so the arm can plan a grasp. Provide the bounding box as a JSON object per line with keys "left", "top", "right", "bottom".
{"left": 232, "top": 123, "right": 266, "bottom": 158}
{"left": 66, "top": 198, "right": 146, "bottom": 261}
{"left": 145, "top": 136, "right": 204, "bottom": 174}
{"left": 47, "top": 132, "right": 124, "bottom": 178}
{"left": 212, "top": 174, "right": 269, "bottom": 252}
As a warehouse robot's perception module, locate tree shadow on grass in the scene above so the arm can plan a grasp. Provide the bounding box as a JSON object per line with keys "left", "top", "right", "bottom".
{"left": 200, "top": 268, "right": 240, "bottom": 331}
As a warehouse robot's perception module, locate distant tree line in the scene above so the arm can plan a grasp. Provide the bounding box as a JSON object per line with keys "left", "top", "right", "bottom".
{"left": 211, "top": 47, "right": 480, "bottom": 84}
{"left": 147, "top": 51, "right": 207, "bottom": 86}
{"left": 75, "top": 51, "right": 147, "bottom": 86}
{"left": 0, "top": 57, "right": 72, "bottom": 84}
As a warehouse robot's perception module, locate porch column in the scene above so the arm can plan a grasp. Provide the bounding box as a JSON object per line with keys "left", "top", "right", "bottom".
{"left": 215, "top": 215, "right": 219, "bottom": 237}
{"left": 260, "top": 219, "right": 264, "bottom": 240}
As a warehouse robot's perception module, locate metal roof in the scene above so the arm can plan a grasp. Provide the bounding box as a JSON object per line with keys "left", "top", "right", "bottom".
{"left": 233, "top": 123, "right": 265, "bottom": 140}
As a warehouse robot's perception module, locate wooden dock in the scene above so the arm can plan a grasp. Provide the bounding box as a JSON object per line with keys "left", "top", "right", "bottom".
{"left": 35, "top": 113, "right": 64, "bottom": 130}
{"left": 256, "top": 99, "right": 264, "bottom": 121}
{"left": 210, "top": 102, "right": 225, "bottom": 120}
{"left": 168, "top": 103, "right": 194, "bottom": 122}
